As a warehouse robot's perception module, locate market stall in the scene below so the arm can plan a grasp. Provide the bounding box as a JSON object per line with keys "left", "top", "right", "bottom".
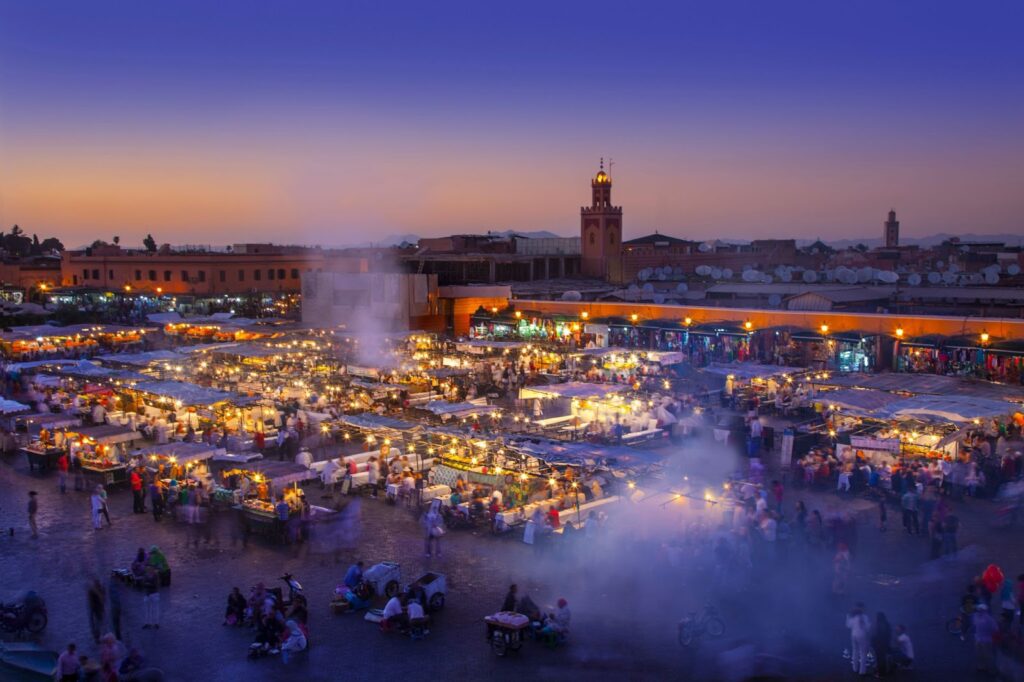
{"left": 65, "top": 424, "right": 143, "bottom": 486}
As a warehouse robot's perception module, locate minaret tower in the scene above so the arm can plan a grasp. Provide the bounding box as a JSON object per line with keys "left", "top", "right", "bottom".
{"left": 580, "top": 159, "right": 623, "bottom": 281}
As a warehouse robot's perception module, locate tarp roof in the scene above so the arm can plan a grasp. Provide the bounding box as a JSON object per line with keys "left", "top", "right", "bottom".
{"left": 820, "top": 388, "right": 906, "bottom": 416}
{"left": 523, "top": 382, "right": 624, "bottom": 400}
{"left": 98, "top": 350, "right": 182, "bottom": 367}
{"left": 336, "top": 412, "right": 421, "bottom": 432}
{"left": 507, "top": 436, "right": 666, "bottom": 468}
{"left": 134, "top": 441, "right": 223, "bottom": 464}
{"left": 246, "top": 460, "right": 310, "bottom": 486}
{"left": 703, "top": 363, "right": 801, "bottom": 380}
{"left": 47, "top": 360, "right": 148, "bottom": 382}
{"left": 874, "top": 395, "right": 1018, "bottom": 423}
{"left": 0, "top": 399, "right": 31, "bottom": 414}
{"left": 423, "top": 400, "right": 500, "bottom": 416}
{"left": 131, "top": 380, "right": 250, "bottom": 406}
{"left": 811, "top": 372, "right": 1024, "bottom": 403}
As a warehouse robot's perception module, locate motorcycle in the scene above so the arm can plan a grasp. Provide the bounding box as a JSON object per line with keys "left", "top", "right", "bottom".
{"left": 0, "top": 592, "right": 48, "bottom": 636}
{"left": 677, "top": 604, "right": 725, "bottom": 647}
{"left": 271, "top": 573, "right": 303, "bottom": 610}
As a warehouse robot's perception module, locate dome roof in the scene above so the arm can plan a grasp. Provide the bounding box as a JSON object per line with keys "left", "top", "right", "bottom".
{"left": 593, "top": 170, "right": 610, "bottom": 184}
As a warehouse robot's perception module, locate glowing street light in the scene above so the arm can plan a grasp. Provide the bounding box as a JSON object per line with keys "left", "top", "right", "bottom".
{"left": 895, "top": 327, "right": 904, "bottom": 338}
{"left": 820, "top": 324, "right": 829, "bottom": 334}
{"left": 744, "top": 320, "right": 753, "bottom": 331}
{"left": 980, "top": 331, "right": 990, "bottom": 344}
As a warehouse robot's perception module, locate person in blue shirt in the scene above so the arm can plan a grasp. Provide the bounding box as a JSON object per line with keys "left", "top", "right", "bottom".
{"left": 275, "top": 497, "right": 290, "bottom": 521}
{"left": 344, "top": 561, "right": 364, "bottom": 590}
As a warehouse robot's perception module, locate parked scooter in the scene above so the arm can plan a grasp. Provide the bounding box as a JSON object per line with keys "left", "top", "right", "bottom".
{"left": 0, "top": 592, "right": 48, "bottom": 636}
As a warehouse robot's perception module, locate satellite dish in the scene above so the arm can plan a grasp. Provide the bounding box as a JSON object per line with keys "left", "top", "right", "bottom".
{"left": 652, "top": 294, "right": 665, "bottom": 304}
{"left": 675, "top": 282, "right": 688, "bottom": 293}
{"left": 969, "top": 273, "right": 984, "bottom": 285}
{"left": 742, "top": 270, "right": 759, "bottom": 282}
{"left": 672, "top": 267, "right": 683, "bottom": 278}
{"left": 657, "top": 270, "right": 668, "bottom": 281}
{"left": 857, "top": 267, "right": 872, "bottom": 283}
{"left": 825, "top": 269, "right": 835, "bottom": 282}
{"left": 936, "top": 261, "right": 945, "bottom": 270}
{"left": 878, "top": 271, "right": 899, "bottom": 284}
{"left": 843, "top": 270, "right": 858, "bottom": 284}
{"left": 721, "top": 268, "right": 733, "bottom": 279}
{"left": 907, "top": 273, "right": 922, "bottom": 286}
{"left": 948, "top": 263, "right": 960, "bottom": 274}
{"left": 802, "top": 270, "right": 818, "bottom": 283}
{"left": 560, "top": 290, "right": 582, "bottom": 301}
{"left": 984, "top": 272, "right": 999, "bottom": 285}
{"left": 642, "top": 283, "right": 654, "bottom": 293}
{"left": 983, "top": 264, "right": 1001, "bottom": 276}
{"left": 942, "top": 271, "right": 957, "bottom": 284}
{"left": 696, "top": 265, "right": 711, "bottom": 276}
{"left": 710, "top": 268, "right": 722, "bottom": 279}
{"left": 780, "top": 269, "right": 793, "bottom": 283}
{"left": 762, "top": 274, "right": 774, "bottom": 284}
{"left": 768, "top": 294, "right": 782, "bottom": 307}
{"left": 927, "top": 272, "right": 941, "bottom": 284}
{"left": 698, "top": 243, "right": 712, "bottom": 253}
{"left": 628, "top": 283, "right": 639, "bottom": 292}
{"left": 1008, "top": 264, "right": 1021, "bottom": 276}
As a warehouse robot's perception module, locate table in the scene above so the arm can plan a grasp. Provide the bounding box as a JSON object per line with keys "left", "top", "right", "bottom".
{"left": 421, "top": 484, "right": 451, "bottom": 503}
{"left": 82, "top": 463, "right": 129, "bottom": 487}
{"left": 22, "top": 446, "right": 63, "bottom": 474}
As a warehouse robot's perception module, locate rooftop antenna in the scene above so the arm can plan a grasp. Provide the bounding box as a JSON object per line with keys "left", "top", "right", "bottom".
{"left": 608, "top": 157, "right": 614, "bottom": 174}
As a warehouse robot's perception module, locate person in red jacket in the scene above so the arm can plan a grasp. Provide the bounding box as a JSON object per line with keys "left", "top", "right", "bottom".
{"left": 56, "top": 452, "right": 69, "bottom": 494}
{"left": 130, "top": 468, "right": 145, "bottom": 514}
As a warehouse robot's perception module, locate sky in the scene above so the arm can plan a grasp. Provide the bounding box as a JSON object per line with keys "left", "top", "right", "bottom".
{"left": 1, "top": 1, "right": 1023, "bottom": 247}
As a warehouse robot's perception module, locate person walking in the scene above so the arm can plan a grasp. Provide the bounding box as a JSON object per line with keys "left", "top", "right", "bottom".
{"left": 149, "top": 479, "right": 164, "bottom": 522}
{"left": 130, "top": 468, "right": 144, "bottom": 514}
{"left": 901, "top": 488, "right": 919, "bottom": 535}
{"left": 87, "top": 578, "right": 106, "bottom": 643}
{"left": 97, "top": 484, "right": 112, "bottom": 527}
{"left": 141, "top": 564, "right": 160, "bottom": 630}
{"left": 90, "top": 487, "right": 105, "bottom": 530}
{"left": 423, "top": 499, "right": 444, "bottom": 558}
{"left": 972, "top": 604, "right": 998, "bottom": 674}
{"left": 27, "top": 490, "right": 38, "bottom": 539}
{"left": 878, "top": 499, "right": 887, "bottom": 532}
{"left": 56, "top": 452, "right": 69, "bottom": 494}
{"left": 846, "top": 603, "right": 871, "bottom": 676}
{"left": 107, "top": 574, "right": 122, "bottom": 641}
{"left": 57, "top": 643, "right": 81, "bottom": 682}
{"left": 871, "top": 612, "right": 893, "bottom": 676}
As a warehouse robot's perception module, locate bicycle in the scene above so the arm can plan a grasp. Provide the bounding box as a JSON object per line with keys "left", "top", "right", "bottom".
{"left": 678, "top": 604, "right": 725, "bottom": 647}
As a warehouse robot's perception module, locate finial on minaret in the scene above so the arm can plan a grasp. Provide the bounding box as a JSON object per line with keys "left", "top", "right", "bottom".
{"left": 599, "top": 157, "right": 604, "bottom": 171}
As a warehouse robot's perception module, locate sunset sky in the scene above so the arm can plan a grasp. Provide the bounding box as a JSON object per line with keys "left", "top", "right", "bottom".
{"left": 1, "top": 1, "right": 1022, "bottom": 247}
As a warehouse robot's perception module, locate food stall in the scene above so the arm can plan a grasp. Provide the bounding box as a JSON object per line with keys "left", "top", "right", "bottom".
{"left": 223, "top": 461, "right": 311, "bottom": 538}
{"left": 64, "top": 424, "right": 143, "bottom": 486}
{"left": 137, "top": 441, "right": 223, "bottom": 486}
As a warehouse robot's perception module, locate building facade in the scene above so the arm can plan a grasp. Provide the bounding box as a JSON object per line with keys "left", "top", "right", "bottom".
{"left": 301, "top": 272, "right": 442, "bottom": 332}
{"left": 60, "top": 244, "right": 368, "bottom": 295}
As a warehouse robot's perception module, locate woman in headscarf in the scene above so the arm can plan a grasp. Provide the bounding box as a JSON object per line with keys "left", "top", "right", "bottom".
{"left": 147, "top": 545, "right": 171, "bottom": 586}
{"left": 280, "top": 619, "right": 308, "bottom": 663}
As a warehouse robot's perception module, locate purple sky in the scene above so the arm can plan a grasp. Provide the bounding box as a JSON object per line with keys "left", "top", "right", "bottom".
{"left": 1, "top": 1, "right": 1022, "bottom": 246}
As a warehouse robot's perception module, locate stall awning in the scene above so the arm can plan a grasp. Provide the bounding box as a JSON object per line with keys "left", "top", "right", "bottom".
{"left": 812, "top": 372, "right": 1024, "bottom": 403}
{"left": 702, "top": 363, "right": 800, "bottom": 381}
{"left": 247, "top": 460, "right": 310, "bottom": 487}
{"left": 48, "top": 360, "right": 148, "bottom": 382}
{"left": 0, "top": 399, "right": 31, "bottom": 415}
{"left": 98, "top": 350, "right": 182, "bottom": 367}
{"left": 520, "top": 382, "right": 624, "bottom": 400}
{"left": 132, "top": 380, "right": 251, "bottom": 407}
{"left": 875, "top": 395, "right": 1017, "bottom": 423}
{"left": 135, "top": 441, "right": 223, "bottom": 464}
{"left": 507, "top": 436, "right": 666, "bottom": 468}
{"left": 454, "top": 340, "right": 527, "bottom": 354}
{"left": 423, "top": 400, "right": 499, "bottom": 417}
{"left": 820, "top": 388, "right": 905, "bottom": 417}
{"left": 70, "top": 424, "right": 139, "bottom": 445}
{"left": 337, "top": 413, "right": 421, "bottom": 432}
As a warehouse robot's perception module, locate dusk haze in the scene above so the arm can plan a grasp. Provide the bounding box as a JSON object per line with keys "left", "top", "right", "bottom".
{"left": 1, "top": 4, "right": 1024, "bottom": 682}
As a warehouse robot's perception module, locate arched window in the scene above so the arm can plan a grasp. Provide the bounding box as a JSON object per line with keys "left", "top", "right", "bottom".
{"left": 609, "top": 232, "right": 616, "bottom": 245}
{"left": 589, "top": 231, "right": 595, "bottom": 246}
